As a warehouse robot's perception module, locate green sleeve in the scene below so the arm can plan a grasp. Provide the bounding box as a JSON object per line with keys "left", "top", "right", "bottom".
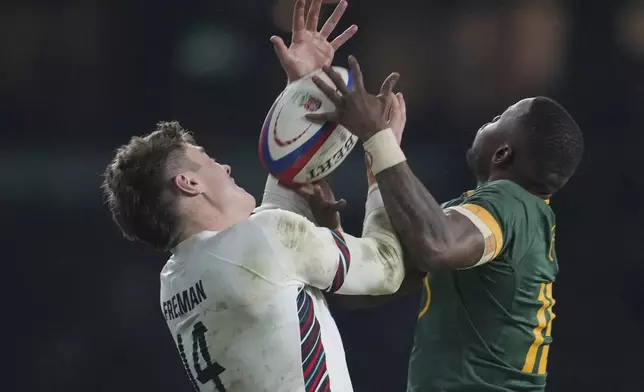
{"left": 459, "top": 180, "right": 528, "bottom": 260}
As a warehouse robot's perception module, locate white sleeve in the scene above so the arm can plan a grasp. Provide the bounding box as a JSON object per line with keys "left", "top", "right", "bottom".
{"left": 249, "top": 185, "right": 405, "bottom": 295}
{"left": 252, "top": 175, "right": 315, "bottom": 222}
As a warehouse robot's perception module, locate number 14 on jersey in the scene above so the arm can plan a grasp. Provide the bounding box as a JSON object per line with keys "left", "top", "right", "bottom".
{"left": 177, "top": 321, "right": 227, "bottom": 392}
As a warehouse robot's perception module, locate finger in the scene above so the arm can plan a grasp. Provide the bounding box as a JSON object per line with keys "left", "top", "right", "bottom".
{"left": 270, "top": 36, "right": 290, "bottom": 66}
{"left": 390, "top": 92, "right": 398, "bottom": 109}
{"left": 311, "top": 179, "right": 328, "bottom": 186}
{"left": 397, "top": 92, "right": 406, "bottom": 117}
{"left": 293, "top": 0, "right": 306, "bottom": 34}
{"left": 380, "top": 93, "right": 394, "bottom": 121}
{"left": 306, "top": 112, "right": 339, "bottom": 123}
{"left": 312, "top": 75, "right": 344, "bottom": 105}
{"left": 330, "top": 24, "right": 358, "bottom": 50}
{"left": 296, "top": 184, "right": 317, "bottom": 198}
{"left": 321, "top": 66, "right": 350, "bottom": 95}
{"left": 313, "top": 185, "right": 324, "bottom": 200}
{"left": 379, "top": 72, "right": 400, "bottom": 97}
{"left": 334, "top": 199, "right": 347, "bottom": 210}
{"left": 310, "top": 179, "right": 330, "bottom": 194}
{"left": 306, "top": 0, "right": 323, "bottom": 31}
{"left": 348, "top": 55, "right": 365, "bottom": 91}
{"left": 387, "top": 92, "right": 398, "bottom": 122}
{"left": 319, "top": 0, "right": 348, "bottom": 38}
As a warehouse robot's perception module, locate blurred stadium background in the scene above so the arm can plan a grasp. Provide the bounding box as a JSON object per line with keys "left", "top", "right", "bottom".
{"left": 5, "top": 0, "right": 643, "bottom": 391}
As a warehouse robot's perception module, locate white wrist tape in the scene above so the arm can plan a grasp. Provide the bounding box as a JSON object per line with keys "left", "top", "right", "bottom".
{"left": 362, "top": 128, "right": 406, "bottom": 175}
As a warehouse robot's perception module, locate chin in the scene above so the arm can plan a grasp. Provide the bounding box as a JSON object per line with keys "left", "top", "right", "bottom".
{"left": 241, "top": 191, "right": 257, "bottom": 213}
{"left": 466, "top": 149, "right": 489, "bottom": 184}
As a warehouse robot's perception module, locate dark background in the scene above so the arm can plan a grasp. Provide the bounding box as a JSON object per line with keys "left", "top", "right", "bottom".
{"left": 6, "top": 0, "right": 644, "bottom": 391}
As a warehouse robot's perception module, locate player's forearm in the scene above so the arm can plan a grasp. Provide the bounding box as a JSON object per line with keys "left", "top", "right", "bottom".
{"left": 364, "top": 131, "right": 455, "bottom": 271}
{"left": 376, "top": 164, "right": 454, "bottom": 270}
{"left": 330, "top": 187, "right": 405, "bottom": 295}
{"left": 311, "top": 224, "right": 404, "bottom": 296}
{"left": 348, "top": 186, "right": 405, "bottom": 295}
{"left": 328, "top": 268, "right": 424, "bottom": 310}
{"left": 253, "top": 175, "right": 315, "bottom": 222}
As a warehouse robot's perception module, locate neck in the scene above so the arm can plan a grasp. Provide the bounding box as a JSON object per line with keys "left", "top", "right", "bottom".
{"left": 176, "top": 203, "right": 246, "bottom": 245}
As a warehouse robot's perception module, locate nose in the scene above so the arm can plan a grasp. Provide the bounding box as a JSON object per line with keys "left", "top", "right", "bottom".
{"left": 222, "top": 164, "right": 231, "bottom": 175}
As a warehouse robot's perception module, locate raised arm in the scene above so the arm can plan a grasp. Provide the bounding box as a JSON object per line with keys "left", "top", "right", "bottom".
{"left": 372, "top": 160, "right": 485, "bottom": 270}
{"left": 306, "top": 57, "right": 491, "bottom": 271}
{"left": 253, "top": 175, "right": 316, "bottom": 221}
{"left": 250, "top": 187, "right": 405, "bottom": 295}
{"left": 254, "top": 172, "right": 418, "bottom": 304}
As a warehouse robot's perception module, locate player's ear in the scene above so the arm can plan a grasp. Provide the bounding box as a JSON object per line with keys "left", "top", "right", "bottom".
{"left": 492, "top": 144, "right": 513, "bottom": 165}
{"left": 173, "top": 172, "right": 203, "bottom": 196}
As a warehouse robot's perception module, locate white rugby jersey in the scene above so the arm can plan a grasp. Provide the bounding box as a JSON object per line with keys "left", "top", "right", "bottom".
{"left": 160, "top": 177, "right": 404, "bottom": 392}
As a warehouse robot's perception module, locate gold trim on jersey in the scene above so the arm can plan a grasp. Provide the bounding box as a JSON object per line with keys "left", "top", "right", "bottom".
{"left": 538, "top": 283, "right": 556, "bottom": 374}
{"left": 462, "top": 190, "right": 474, "bottom": 198}
{"left": 548, "top": 225, "right": 556, "bottom": 262}
{"left": 522, "top": 282, "right": 556, "bottom": 374}
{"left": 417, "top": 275, "right": 431, "bottom": 319}
{"left": 522, "top": 283, "right": 549, "bottom": 372}
{"left": 460, "top": 203, "right": 504, "bottom": 259}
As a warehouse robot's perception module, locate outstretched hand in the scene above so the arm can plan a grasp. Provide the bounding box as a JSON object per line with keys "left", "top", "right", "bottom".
{"left": 271, "top": 0, "right": 358, "bottom": 83}
{"left": 306, "top": 55, "right": 406, "bottom": 142}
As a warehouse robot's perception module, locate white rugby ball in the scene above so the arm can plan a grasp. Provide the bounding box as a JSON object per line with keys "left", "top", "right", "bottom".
{"left": 259, "top": 67, "right": 357, "bottom": 184}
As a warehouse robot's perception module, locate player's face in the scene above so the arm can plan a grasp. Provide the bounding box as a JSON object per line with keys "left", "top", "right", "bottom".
{"left": 467, "top": 99, "right": 533, "bottom": 184}
{"left": 467, "top": 116, "right": 502, "bottom": 184}
{"left": 185, "top": 145, "right": 256, "bottom": 216}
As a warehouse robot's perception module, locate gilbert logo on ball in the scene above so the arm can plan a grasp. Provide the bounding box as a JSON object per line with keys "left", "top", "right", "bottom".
{"left": 259, "top": 67, "right": 357, "bottom": 184}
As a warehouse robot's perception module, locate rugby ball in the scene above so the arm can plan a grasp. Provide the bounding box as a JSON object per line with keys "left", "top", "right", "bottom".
{"left": 259, "top": 67, "right": 357, "bottom": 184}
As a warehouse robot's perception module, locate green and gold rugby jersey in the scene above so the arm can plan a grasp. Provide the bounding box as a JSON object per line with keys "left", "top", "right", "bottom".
{"left": 408, "top": 180, "right": 558, "bottom": 392}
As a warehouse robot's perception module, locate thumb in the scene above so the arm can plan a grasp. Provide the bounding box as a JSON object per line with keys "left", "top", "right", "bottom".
{"left": 389, "top": 92, "right": 400, "bottom": 122}
{"left": 270, "top": 36, "right": 290, "bottom": 65}
{"left": 333, "top": 199, "right": 347, "bottom": 211}
{"left": 398, "top": 92, "right": 406, "bottom": 117}
{"left": 313, "top": 185, "right": 324, "bottom": 200}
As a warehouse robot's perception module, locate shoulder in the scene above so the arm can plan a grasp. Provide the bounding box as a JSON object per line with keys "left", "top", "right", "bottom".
{"left": 463, "top": 180, "right": 537, "bottom": 216}
{"left": 470, "top": 180, "right": 553, "bottom": 223}
{"left": 471, "top": 179, "right": 520, "bottom": 197}
{"left": 247, "top": 208, "right": 313, "bottom": 235}
{"left": 470, "top": 179, "right": 546, "bottom": 205}
{"left": 461, "top": 180, "right": 533, "bottom": 221}
{"left": 193, "top": 212, "right": 304, "bottom": 259}
{"left": 441, "top": 196, "right": 465, "bottom": 209}
{"left": 245, "top": 209, "right": 322, "bottom": 254}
